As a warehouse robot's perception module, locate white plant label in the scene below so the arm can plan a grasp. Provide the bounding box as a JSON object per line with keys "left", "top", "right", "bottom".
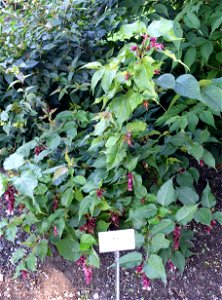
{"left": 98, "top": 229, "right": 135, "bottom": 253}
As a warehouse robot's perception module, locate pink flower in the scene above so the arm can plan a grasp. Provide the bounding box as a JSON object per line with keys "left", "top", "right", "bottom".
{"left": 52, "top": 198, "right": 59, "bottom": 211}
{"left": 211, "top": 220, "right": 217, "bottom": 227}
{"left": 155, "top": 43, "right": 164, "bottom": 50}
{"left": 96, "top": 188, "right": 104, "bottom": 198}
{"left": 53, "top": 225, "right": 58, "bottom": 237}
{"left": 127, "top": 172, "right": 133, "bottom": 191}
{"left": 199, "top": 160, "right": 204, "bottom": 167}
{"left": 77, "top": 256, "right": 93, "bottom": 285}
{"left": 142, "top": 273, "right": 151, "bottom": 290}
{"left": 130, "top": 45, "right": 138, "bottom": 51}
{"left": 124, "top": 132, "right": 132, "bottom": 146}
{"left": 149, "top": 37, "right": 164, "bottom": 51}
{"left": 143, "top": 100, "right": 149, "bottom": 110}
{"left": 34, "top": 145, "right": 45, "bottom": 156}
{"left": 154, "top": 69, "right": 161, "bottom": 75}
{"left": 21, "top": 270, "right": 28, "bottom": 280}
{"left": 168, "top": 260, "right": 176, "bottom": 270}
{"left": 125, "top": 73, "right": 131, "bottom": 81}
{"left": 150, "top": 37, "right": 157, "bottom": 44}
{"left": 173, "top": 226, "right": 181, "bottom": 250}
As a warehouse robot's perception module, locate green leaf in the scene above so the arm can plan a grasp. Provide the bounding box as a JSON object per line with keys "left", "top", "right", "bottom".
{"left": 184, "top": 12, "right": 200, "bottom": 29}
{"left": 12, "top": 171, "right": 38, "bottom": 199}
{"left": 91, "top": 69, "right": 104, "bottom": 94}
{"left": 170, "top": 251, "right": 185, "bottom": 273}
{"left": 176, "top": 205, "right": 198, "bottom": 225}
{"left": 0, "top": 173, "right": 8, "bottom": 197}
{"left": 199, "top": 111, "right": 215, "bottom": 128}
{"left": 201, "top": 182, "right": 216, "bottom": 208}
{"left": 174, "top": 75, "right": 202, "bottom": 100}
{"left": 133, "top": 61, "right": 153, "bottom": 91}
{"left": 184, "top": 47, "right": 196, "bottom": 69}
{"left": 176, "top": 187, "right": 199, "bottom": 205}
{"left": 110, "top": 21, "right": 147, "bottom": 41}
{"left": 194, "top": 208, "right": 212, "bottom": 225}
{"left": 150, "top": 233, "right": 170, "bottom": 253}
{"left": 96, "top": 220, "right": 110, "bottom": 232}
{"left": 156, "top": 73, "right": 175, "bottom": 89}
{"left": 56, "top": 239, "right": 81, "bottom": 261}
{"left": 118, "top": 251, "right": 142, "bottom": 268}
{"left": 101, "top": 69, "right": 117, "bottom": 93}
{"left": 151, "top": 219, "right": 174, "bottom": 235}
{"left": 79, "top": 195, "right": 100, "bottom": 220}
{"left": 126, "top": 121, "right": 147, "bottom": 133}
{"left": 213, "top": 211, "right": 222, "bottom": 224}
{"left": 61, "top": 188, "right": 73, "bottom": 207}
{"left": 82, "top": 62, "right": 102, "bottom": 70}
{"left": 3, "top": 153, "right": 25, "bottom": 170}
{"left": 26, "top": 253, "right": 37, "bottom": 271}
{"left": 73, "top": 176, "right": 86, "bottom": 186}
{"left": 129, "top": 204, "right": 157, "bottom": 229}
{"left": 200, "top": 42, "right": 213, "bottom": 63}
{"left": 143, "top": 254, "right": 166, "bottom": 284}
{"left": 201, "top": 85, "right": 222, "bottom": 111}
{"left": 148, "top": 18, "right": 179, "bottom": 41}
{"left": 80, "top": 234, "right": 97, "bottom": 251}
{"left": 12, "top": 249, "right": 26, "bottom": 264}
{"left": 35, "top": 239, "right": 48, "bottom": 262}
{"left": 5, "top": 225, "right": 17, "bottom": 243}
{"left": 105, "top": 136, "right": 127, "bottom": 170}
{"left": 201, "top": 150, "right": 216, "bottom": 168}
{"left": 157, "top": 179, "right": 176, "bottom": 206}
{"left": 88, "top": 249, "right": 100, "bottom": 268}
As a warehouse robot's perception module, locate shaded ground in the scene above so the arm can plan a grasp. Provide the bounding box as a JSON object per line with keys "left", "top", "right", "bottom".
{"left": 0, "top": 166, "right": 222, "bottom": 300}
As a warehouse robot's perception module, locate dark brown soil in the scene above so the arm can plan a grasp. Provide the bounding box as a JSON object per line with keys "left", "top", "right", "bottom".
{"left": 0, "top": 167, "right": 222, "bottom": 300}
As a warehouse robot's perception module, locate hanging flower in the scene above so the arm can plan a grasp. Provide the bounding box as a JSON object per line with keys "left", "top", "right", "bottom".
{"left": 77, "top": 256, "right": 93, "bottom": 285}
{"left": 127, "top": 172, "right": 133, "bottom": 191}
{"left": 53, "top": 225, "right": 58, "bottom": 237}
{"left": 80, "top": 215, "right": 97, "bottom": 234}
{"left": 34, "top": 145, "right": 45, "bottom": 156}
{"left": 173, "top": 226, "right": 181, "bottom": 250}
{"left": 124, "top": 132, "right": 132, "bottom": 146}
{"left": 4, "top": 185, "right": 18, "bottom": 215}
{"left": 21, "top": 270, "right": 28, "bottom": 280}
{"left": 130, "top": 45, "right": 138, "bottom": 51}
{"left": 142, "top": 273, "right": 151, "bottom": 290}
{"left": 109, "top": 211, "right": 120, "bottom": 228}
{"left": 154, "top": 69, "right": 161, "bottom": 75}
{"left": 96, "top": 188, "right": 104, "bottom": 198}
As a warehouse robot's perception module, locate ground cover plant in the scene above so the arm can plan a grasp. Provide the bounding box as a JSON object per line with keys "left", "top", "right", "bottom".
{"left": 0, "top": 0, "right": 221, "bottom": 291}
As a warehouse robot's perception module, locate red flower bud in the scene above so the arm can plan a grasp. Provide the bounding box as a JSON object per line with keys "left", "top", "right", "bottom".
{"left": 199, "top": 160, "right": 204, "bottom": 167}
{"left": 130, "top": 45, "right": 138, "bottom": 51}
{"left": 127, "top": 172, "right": 133, "bottom": 191}
{"left": 21, "top": 270, "right": 28, "bottom": 280}
{"left": 53, "top": 225, "right": 58, "bottom": 237}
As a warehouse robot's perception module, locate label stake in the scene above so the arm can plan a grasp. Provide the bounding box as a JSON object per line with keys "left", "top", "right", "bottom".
{"left": 115, "top": 250, "right": 120, "bottom": 300}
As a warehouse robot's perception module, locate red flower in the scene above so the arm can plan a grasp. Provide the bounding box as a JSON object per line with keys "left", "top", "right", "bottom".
{"left": 143, "top": 100, "right": 149, "bottom": 110}
{"left": 52, "top": 198, "right": 59, "bottom": 211}
{"left": 4, "top": 185, "right": 18, "bottom": 215}
{"left": 173, "top": 226, "right": 181, "bottom": 250}
{"left": 149, "top": 37, "right": 164, "bottom": 51}
{"left": 125, "top": 72, "right": 131, "bottom": 80}
{"left": 127, "top": 172, "right": 133, "bottom": 191}
{"left": 168, "top": 260, "right": 176, "bottom": 270}
{"left": 96, "top": 188, "right": 104, "bottom": 198}
{"left": 199, "top": 160, "right": 204, "bottom": 167}
{"left": 124, "top": 132, "right": 132, "bottom": 146}
{"left": 130, "top": 45, "right": 138, "bottom": 51}
{"left": 34, "top": 145, "right": 45, "bottom": 156}
{"left": 109, "top": 211, "right": 120, "bottom": 228}
{"left": 80, "top": 215, "right": 96, "bottom": 234}
{"left": 135, "top": 264, "right": 143, "bottom": 274}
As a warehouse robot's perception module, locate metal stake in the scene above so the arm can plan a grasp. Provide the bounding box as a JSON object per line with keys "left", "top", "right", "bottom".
{"left": 115, "top": 250, "right": 120, "bottom": 300}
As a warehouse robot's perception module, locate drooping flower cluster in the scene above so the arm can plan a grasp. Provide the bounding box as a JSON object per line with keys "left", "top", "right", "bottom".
{"left": 52, "top": 197, "right": 59, "bottom": 211}
{"left": 21, "top": 270, "right": 28, "bottom": 280}
{"left": 77, "top": 256, "right": 93, "bottom": 285}
{"left": 136, "top": 264, "right": 151, "bottom": 290}
{"left": 80, "top": 215, "right": 97, "bottom": 234}
{"left": 4, "top": 185, "right": 18, "bottom": 215}
{"left": 173, "top": 226, "right": 181, "bottom": 250}
{"left": 168, "top": 259, "right": 176, "bottom": 271}
{"left": 204, "top": 219, "right": 217, "bottom": 234}
{"left": 124, "top": 132, "right": 132, "bottom": 146}
{"left": 34, "top": 145, "right": 45, "bottom": 156}
{"left": 109, "top": 211, "right": 120, "bottom": 228}
{"left": 149, "top": 37, "right": 164, "bottom": 50}
{"left": 53, "top": 225, "right": 58, "bottom": 237}
{"left": 127, "top": 172, "right": 133, "bottom": 191}
{"left": 96, "top": 188, "right": 104, "bottom": 198}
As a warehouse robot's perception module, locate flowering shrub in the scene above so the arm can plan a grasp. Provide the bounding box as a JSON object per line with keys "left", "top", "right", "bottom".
{"left": 0, "top": 0, "right": 221, "bottom": 288}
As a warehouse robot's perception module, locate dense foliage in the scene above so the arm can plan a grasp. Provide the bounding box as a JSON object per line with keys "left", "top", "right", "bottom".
{"left": 0, "top": 0, "right": 221, "bottom": 287}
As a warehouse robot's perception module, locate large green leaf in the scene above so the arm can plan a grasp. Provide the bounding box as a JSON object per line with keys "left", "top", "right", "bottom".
{"left": 156, "top": 73, "right": 175, "bottom": 89}
{"left": 157, "top": 179, "right": 176, "bottom": 206}
{"left": 150, "top": 233, "right": 170, "bottom": 253}
{"left": 176, "top": 205, "right": 198, "bottom": 225}
{"left": 12, "top": 171, "right": 38, "bottom": 199}
{"left": 174, "top": 74, "right": 202, "bottom": 100}
{"left": 176, "top": 187, "right": 199, "bottom": 205}
{"left": 4, "top": 153, "right": 25, "bottom": 170}
{"left": 143, "top": 254, "right": 166, "bottom": 284}
{"left": 170, "top": 251, "right": 185, "bottom": 273}
{"left": 200, "top": 85, "right": 222, "bottom": 111}
{"left": 151, "top": 219, "right": 174, "bottom": 235}
{"left": 201, "top": 182, "right": 216, "bottom": 208}
{"left": 118, "top": 251, "right": 142, "bottom": 268}
{"left": 148, "top": 18, "right": 180, "bottom": 41}
{"left": 56, "top": 239, "right": 81, "bottom": 261}
{"left": 194, "top": 208, "right": 212, "bottom": 225}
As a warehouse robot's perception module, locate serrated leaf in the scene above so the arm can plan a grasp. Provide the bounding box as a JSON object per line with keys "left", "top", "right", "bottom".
{"left": 157, "top": 179, "right": 175, "bottom": 206}
{"left": 143, "top": 254, "right": 166, "bottom": 284}
{"left": 176, "top": 205, "right": 198, "bottom": 225}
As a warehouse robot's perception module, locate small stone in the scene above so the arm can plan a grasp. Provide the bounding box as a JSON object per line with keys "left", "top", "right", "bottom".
{"left": 0, "top": 273, "right": 3, "bottom": 282}
{"left": 93, "top": 293, "right": 99, "bottom": 299}
{"left": 69, "top": 293, "right": 74, "bottom": 298}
